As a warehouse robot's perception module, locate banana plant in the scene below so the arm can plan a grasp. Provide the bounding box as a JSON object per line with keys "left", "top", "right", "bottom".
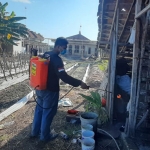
{"left": 0, "top": 2, "right": 28, "bottom": 48}
{"left": 79, "top": 91, "right": 108, "bottom": 124}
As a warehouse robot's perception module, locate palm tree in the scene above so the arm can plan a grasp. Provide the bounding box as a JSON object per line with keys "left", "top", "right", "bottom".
{"left": 0, "top": 2, "right": 28, "bottom": 52}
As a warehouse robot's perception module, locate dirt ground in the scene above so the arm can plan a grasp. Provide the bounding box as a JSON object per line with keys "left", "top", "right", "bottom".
{"left": 0, "top": 60, "right": 121, "bottom": 150}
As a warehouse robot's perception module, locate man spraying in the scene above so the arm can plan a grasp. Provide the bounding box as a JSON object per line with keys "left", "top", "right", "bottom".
{"left": 30, "top": 37, "right": 89, "bottom": 142}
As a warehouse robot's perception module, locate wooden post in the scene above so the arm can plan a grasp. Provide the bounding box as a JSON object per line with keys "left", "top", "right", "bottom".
{"left": 128, "top": 0, "right": 142, "bottom": 137}
{"left": 2, "top": 53, "right": 13, "bottom": 79}
{"left": 0, "top": 60, "right": 7, "bottom": 81}
{"left": 134, "top": 11, "right": 149, "bottom": 129}
{"left": 107, "top": 8, "right": 119, "bottom": 122}
{"left": 11, "top": 55, "right": 18, "bottom": 77}
{"left": 107, "top": 46, "right": 111, "bottom": 114}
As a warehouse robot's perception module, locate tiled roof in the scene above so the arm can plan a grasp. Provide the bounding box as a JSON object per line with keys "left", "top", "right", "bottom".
{"left": 66, "top": 32, "right": 90, "bottom": 41}
{"left": 27, "top": 30, "right": 35, "bottom": 38}
{"left": 27, "top": 30, "right": 44, "bottom": 41}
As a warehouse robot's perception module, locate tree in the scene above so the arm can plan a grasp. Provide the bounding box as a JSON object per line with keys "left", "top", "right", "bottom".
{"left": 0, "top": 2, "right": 28, "bottom": 52}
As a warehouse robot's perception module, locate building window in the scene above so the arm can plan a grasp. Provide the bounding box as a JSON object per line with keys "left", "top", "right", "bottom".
{"left": 88, "top": 48, "right": 91, "bottom": 54}
{"left": 81, "top": 45, "right": 85, "bottom": 49}
{"left": 95, "top": 48, "right": 97, "bottom": 53}
{"left": 69, "top": 45, "right": 72, "bottom": 54}
{"left": 69, "top": 45, "right": 72, "bottom": 49}
{"left": 75, "top": 45, "right": 79, "bottom": 53}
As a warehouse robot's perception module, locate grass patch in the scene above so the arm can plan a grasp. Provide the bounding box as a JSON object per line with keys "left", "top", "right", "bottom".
{"left": 98, "top": 60, "right": 108, "bottom": 71}
{"left": 0, "top": 134, "right": 8, "bottom": 141}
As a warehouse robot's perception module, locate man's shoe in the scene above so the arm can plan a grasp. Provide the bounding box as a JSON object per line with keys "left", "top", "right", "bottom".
{"left": 40, "top": 133, "right": 58, "bottom": 142}
{"left": 49, "top": 133, "right": 58, "bottom": 141}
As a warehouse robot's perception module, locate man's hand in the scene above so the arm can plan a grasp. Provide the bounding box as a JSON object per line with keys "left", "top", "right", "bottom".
{"left": 81, "top": 82, "right": 90, "bottom": 89}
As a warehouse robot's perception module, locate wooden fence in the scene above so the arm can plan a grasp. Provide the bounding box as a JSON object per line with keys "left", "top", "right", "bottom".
{"left": 0, "top": 53, "right": 30, "bottom": 81}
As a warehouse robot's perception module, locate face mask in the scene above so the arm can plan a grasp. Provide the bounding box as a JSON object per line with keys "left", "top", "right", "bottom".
{"left": 60, "top": 49, "right": 66, "bottom": 55}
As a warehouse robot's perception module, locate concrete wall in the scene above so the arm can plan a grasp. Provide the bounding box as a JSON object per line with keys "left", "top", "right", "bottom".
{"left": 13, "top": 40, "right": 23, "bottom": 55}
{"left": 67, "top": 42, "right": 96, "bottom": 57}
{"left": 84, "top": 45, "right": 96, "bottom": 56}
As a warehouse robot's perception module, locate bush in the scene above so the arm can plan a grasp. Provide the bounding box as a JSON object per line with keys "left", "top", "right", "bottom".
{"left": 79, "top": 91, "right": 108, "bottom": 125}
{"left": 98, "top": 60, "right": 108, "bottom": 71}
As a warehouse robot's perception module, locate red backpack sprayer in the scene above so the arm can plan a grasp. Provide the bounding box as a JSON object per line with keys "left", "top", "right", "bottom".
{"left": 29, "top": 56, "right": 74, "bottom": 109}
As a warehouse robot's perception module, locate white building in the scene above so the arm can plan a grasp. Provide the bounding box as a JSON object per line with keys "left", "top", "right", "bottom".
{"left": 51, "top": 32, "right": 97, "bottom": 58}
{"left": 1, "top": 38, "right": 24, "bottom": 55}
{"left": 13, "top": 38, "right": 25, "bottom": 55}
{"left": 1, "top": 30, "right": 47, "bottom": 56}
{"left": 66, "top": 32, "right": 97, "bottom": 57}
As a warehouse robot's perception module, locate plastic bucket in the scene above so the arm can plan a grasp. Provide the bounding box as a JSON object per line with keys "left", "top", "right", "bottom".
{"left": 80, "top": 112, "right": 98, "bottom": 132}
{"left": 82, "top": 130, "right": 94, "bottom": 139}
{"left": 81, "top": 124, "right": 93, "bottom": 133}
{"left": 82, "top": 138, "right": 95, "bottom": 150}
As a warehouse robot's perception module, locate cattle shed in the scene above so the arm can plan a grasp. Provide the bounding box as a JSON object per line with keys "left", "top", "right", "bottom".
{"left": 97, "top": 0, "right": 150, "bottom": 142}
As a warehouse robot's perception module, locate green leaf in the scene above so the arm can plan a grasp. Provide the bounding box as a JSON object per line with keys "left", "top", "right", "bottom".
{"left": 0, "top": 2, "right": 29, "bottom": 46}
{"left": 91, "top": 91, "right": 101, "bottom": 107}
{"left": 9, "top": 11, "right": 15, "bottom": 18}
{"left": 7, "top": 23, "right": 24, "bottom": 27}
{"left": 2, "top": 37, "right": 18, "bottom": 46}
{"left": 95, "top": 92, "right": 102, "bottom": 107}
{"left": 8, "top": 17, "right": 26, "bottom": 23}
{"left": 11, "top": 36, "right": 20, "bottom": 41}
{"left": 0, "top": 2, "right": 8, "bottom": 13}
{"left": 79, "top": 93, "right": 98, "bottom": 107}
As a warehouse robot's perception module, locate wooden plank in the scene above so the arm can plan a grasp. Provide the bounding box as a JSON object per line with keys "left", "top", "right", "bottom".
{"left": 99, "top": 41, "right": 133, "bottom": 46}
{"left": 106, "top": 2, "right": 129, "bottom": 5}
{"left": 135, "top": 3, "right": 150, "bottom": 19}
{"left": 98, "top": 0, "right": 104, "bottom": 46}
{"left": 135, "top": 11, "right": 150, "bottom": 129}
{"left": 105, "top": 0, "right": 119, "bottom": 50}
{"left": 98, "top": 73, "right": 108, "bottom": 97}
{"left": 104, "top": 11, "right": 135, "bottom": 14}
{"left": 118, "top": 1, "right": 135, "bottom": 42}
{"left": 127, "top": 0, "right": 142, "bottom": 137}
{"left": 106, "top": 46, "right": 111, "bottom": 114}
{"left": 107, "top": 8, "right": 119, "bottom": 123}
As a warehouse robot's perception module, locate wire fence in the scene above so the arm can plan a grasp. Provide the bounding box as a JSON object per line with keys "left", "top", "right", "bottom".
{"left": 0, "top": 53, "right": 30, "bottom": 81}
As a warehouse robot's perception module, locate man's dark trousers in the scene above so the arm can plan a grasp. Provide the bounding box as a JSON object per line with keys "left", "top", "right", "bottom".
{"left": 31, "top": 90, "right": 59, "bottom": 141}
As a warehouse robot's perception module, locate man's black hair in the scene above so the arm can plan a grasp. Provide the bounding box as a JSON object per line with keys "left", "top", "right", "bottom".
{"left": 54, "top": 37, "right": 68, "bottom": 47}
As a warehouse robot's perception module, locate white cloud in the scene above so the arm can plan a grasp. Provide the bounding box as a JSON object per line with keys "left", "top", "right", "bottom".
{"left": 12, "top": 0, "right": 31, "bottom": 3}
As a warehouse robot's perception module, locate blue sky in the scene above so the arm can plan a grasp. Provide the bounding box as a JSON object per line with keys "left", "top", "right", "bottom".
{"left": 1, "top": 0, "right": 99, "bottom": 41}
